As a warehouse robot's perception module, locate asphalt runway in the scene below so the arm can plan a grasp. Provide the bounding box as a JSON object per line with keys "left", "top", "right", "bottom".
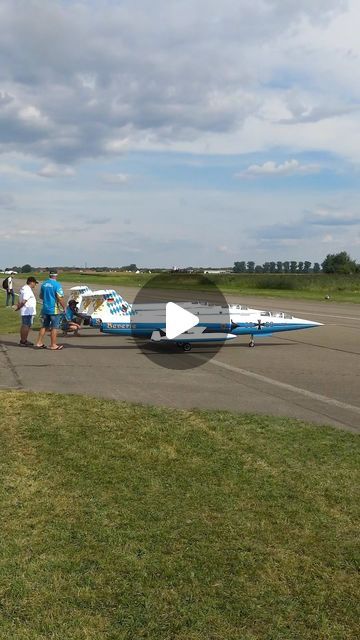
{"left": 1, "top": 285, "right": 360, "bottom": 432}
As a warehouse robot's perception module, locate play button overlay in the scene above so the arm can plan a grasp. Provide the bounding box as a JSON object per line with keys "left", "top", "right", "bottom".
{"left": 131, "top": 273, "right": 231, "bottom": 370}
{"left": 165, "top": 302, "right": 199, "bottom": 339}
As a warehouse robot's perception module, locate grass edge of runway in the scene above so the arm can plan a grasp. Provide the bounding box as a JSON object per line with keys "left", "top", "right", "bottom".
{"left": 0, "top": 390, "right": 359, "bottom": 640}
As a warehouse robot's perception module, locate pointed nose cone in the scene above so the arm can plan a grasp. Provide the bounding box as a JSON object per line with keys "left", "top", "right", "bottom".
{"left": 293, "top": 316, "right": 323, "bottom": 328}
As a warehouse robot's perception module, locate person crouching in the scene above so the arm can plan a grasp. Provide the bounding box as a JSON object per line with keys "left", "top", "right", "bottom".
{"left": 61, "top": 300, "right": 82, "bottom": 336}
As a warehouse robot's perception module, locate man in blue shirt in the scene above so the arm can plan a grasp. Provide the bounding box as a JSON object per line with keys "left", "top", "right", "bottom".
{"left": 35, "top": 270, "right": 66, "bottom": 350}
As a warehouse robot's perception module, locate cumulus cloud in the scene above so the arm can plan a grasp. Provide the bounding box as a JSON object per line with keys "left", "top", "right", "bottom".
{"left": 2, "top": 0, "right": 360, "bottom": 267}
{"left": 277, "top": 96, "right": 360, "bottom": 125}
{"left": 103, "top": 139, "right": 129, "bottom": 154}
{"left": 0, "top": 0, "right": 351, "bottom": 164}
{"left": 238, "top": 159, "right": 321, "bottom": 178}
{"left": 37, "top": 163, "right": 75, "bottom": 178}
{"left": 304, "top": 207, "right": 360, "bottom": 225}
{"left": 252, "top": 204, "right": 360, "bottom": 247}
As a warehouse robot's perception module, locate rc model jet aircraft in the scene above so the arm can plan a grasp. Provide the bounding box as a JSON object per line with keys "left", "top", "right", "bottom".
{"left": 69, "top": 286, "right": 322, "bottom": 350}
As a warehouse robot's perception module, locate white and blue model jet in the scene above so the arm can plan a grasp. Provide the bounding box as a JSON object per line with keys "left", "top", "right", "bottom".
{"left": 72, "top": 287, "right": 322, "bottom": 351}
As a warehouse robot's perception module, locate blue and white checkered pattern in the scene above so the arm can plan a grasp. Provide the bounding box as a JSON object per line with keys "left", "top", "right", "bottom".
{"left": 103, "top": 291, "right": 129, "bottom": 316}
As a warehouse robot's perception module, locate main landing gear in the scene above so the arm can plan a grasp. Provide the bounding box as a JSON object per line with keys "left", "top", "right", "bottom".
{"left": 177, "top": 341, "right": 192, "bottom": 352}
{"left": 248, "top": 335, "right": 255, "bottom": 348}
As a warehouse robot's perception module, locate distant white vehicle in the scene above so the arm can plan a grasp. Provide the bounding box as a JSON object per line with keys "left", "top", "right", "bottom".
{"left": 4, "top": 270, "right": 18, "bottom": 275}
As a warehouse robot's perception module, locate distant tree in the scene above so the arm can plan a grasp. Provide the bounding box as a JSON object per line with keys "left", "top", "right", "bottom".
{"left": 290, "top": 261, "right": 297, "bottom": 273}
{"left": 233, "top": 261, "right": 246, "bottom": 273}
{"left": 313, "top": 262, "right": 321, "bottom": 273}
{"left": 247, "top": 261, "right": 255, "bottom": 273}
{"left": 269, "top": 261, "right": 276, "bottom": 273}
{"left": 121, "top": 263, "right": 138, "bottom": 272}
{"left": 303, "top": 261, "right": 312, "bottom": 273}
{"left": 21, "top": 264, "right": 32, "bottom": 273}
{"left": 276, "top": 261, "right": 283, "bottom": 273}
{"left": 283, "top": 261, "right": 290, "bottom": 273}
{"left": 322, "top": 252, "right": 357, "bottom": 274}
{"left": 298, "top": 261, "right": 304, "bottom": 273}
{"left": 263, "top": 262, "right": 270, "bottom": 273}
{"left": 254, "top": 265, "right": 263, "bottom": 273}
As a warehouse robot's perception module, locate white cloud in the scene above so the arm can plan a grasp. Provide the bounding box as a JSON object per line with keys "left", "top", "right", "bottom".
{"left": 101, "top": 173, "right": 130, "bottom": 185}
{"left": 217, "top": 245, "right": 233, "bottom": 254}
{"left": 37, "top": 163, "right": 75, "bottom": 178}
{"left": 0, "top": 0, "right": 354, "bottom": 163}
{"left": 103, "top": 139, "right": 129, "bottom": 154}
{"left": 238, "top": 159, "right": 321, "bottom": 178}
{"left": 1, "top": 0, "right": 360, "bottom": 266}
{"left": 305, "top": 207, "right": 360, "bottom": 226}
{"left": 321, "top": 234, "right": 334, "bottom": 243}
{"left": 18, "top": 105, "right": 48, "bottom": 127}
{"left": 0, "top": 163, "right": 34, "bottom": 179}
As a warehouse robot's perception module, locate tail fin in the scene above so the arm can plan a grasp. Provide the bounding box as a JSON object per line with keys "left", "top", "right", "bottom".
{"left": 68, "top": 286, "right": 92, "bottom": 305}
{"left": 102, "top": 290, "right": 131, "bottom": 316}
{"left": 79, "top": 289, "right": 130, "bottom": 320}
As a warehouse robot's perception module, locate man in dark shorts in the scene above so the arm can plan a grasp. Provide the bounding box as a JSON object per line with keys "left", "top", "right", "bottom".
{"left": 16, "top": 276, "right": 39, "bottom": 346}
{"left": 35, "top": 270, "right": 66, "bottom": 350}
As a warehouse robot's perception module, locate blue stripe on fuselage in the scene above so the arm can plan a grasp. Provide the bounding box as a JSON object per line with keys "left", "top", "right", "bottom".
{"left": 231, "top": 323, "right": 316, "bottom": 335}
{"left": 100, "top": 321, "right": 231, "bottom": 336}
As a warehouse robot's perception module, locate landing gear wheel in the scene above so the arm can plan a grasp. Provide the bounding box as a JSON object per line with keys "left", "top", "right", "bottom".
{"left": 182, "top": 342, "right": 192, "bottom": 352}
{"left": 249, "top": 340, "right": 255, "bottom": 348}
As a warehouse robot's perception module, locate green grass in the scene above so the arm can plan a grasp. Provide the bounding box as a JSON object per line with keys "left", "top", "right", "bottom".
{"left": 16, "top": 272, "right": 360, "bottom": 303}
{"left": 0, "top": 291, "right": 21, "bottom": 333}
{"left": 0, "top": 391, "right": 359, "bottom": 639}
{"left": 0, "top": 290, "right": 42, "bottom": 335}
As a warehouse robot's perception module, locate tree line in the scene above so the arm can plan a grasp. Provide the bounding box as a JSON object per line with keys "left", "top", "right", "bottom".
{"left": 233, "top": 252, "right": 360, "bottom": 275}
{"left": 4, "top": 252, "right": 359, "bottom": 276}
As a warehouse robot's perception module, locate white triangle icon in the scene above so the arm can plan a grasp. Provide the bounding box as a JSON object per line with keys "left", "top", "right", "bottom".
{"left": 166, "top": 302, "right": 199, "bottom": 340}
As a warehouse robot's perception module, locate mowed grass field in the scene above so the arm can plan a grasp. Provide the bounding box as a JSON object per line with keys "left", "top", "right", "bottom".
{"left": 4, "top": 271, "right": 360, "bottom": 303}
{"left": 0, "top": 391, "right": 359, "bottom": 639}
{"left": 49, "top": 271, "right": 360, "bottom": 302}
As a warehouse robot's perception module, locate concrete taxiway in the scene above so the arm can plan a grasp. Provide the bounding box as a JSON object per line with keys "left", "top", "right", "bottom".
{"left": 1, "top": 287, "right": 359, "bottom": 432}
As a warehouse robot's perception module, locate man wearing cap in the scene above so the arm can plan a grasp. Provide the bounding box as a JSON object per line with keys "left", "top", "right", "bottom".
{"left": 16, "top": 276, "right": 39, "bottom": 346}
{"left": 35, "top": 270, "right": 66, "bottom": 350}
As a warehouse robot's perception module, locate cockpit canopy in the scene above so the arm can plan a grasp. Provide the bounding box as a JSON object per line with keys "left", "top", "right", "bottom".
{"left": 229, "top": 304, "right": 249, "bottom": 310}
{"left": 260, "top": 311, "right": 293, "bottom": 319}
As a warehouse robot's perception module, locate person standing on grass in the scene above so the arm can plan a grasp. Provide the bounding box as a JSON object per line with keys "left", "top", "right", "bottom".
{"left": 5, "top": 275, "right": 15, "bottom": 306}
{"left": 16, "top": 276, "right": 39, "bottom": 346}
{"left": 35, "top": 270, "right": 66, "bottom": 350}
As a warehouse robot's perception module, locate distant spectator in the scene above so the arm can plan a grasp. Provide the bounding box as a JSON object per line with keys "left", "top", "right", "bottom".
{"left": 4, "top": 275, "right": 15, "bottom": 306}
{"left": 35, "top": 270, "right": 66, "bottom": 350}
{"left": 61, "top": 300, "right": 82, "bottom": 336}
{"left": 16, "top": 277, "right": 39, "bottom": 346}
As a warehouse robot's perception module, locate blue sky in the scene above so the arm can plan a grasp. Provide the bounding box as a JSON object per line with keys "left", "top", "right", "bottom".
{"left": 1, "top": 0, "right": 360, "bottom": 268}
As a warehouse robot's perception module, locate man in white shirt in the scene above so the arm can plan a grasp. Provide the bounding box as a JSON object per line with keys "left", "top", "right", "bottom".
{"left": 16, "top": 276, "right": 39, "bottom": 346}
